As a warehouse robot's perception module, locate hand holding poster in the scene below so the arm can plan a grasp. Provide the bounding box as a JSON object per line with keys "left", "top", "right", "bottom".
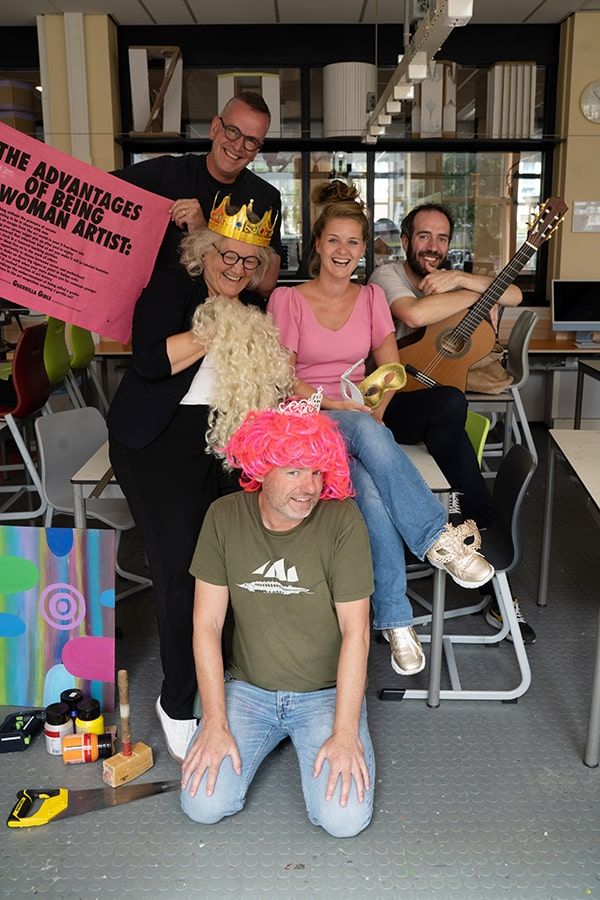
{"left": 0, "top": 123, "right": 172, "bottom": 341}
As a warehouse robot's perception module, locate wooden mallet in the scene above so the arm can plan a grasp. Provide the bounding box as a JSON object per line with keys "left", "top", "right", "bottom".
{"left": 103, "top": 669, "right": 154, "bottom": 788}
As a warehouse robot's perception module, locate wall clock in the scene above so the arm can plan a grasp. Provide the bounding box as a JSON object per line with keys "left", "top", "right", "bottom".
{"left": 580, "top": 80, "right": 600, "bottom": 123}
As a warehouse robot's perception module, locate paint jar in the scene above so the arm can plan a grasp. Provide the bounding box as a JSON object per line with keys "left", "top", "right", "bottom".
{"left": 60, "top": 688, "right": 84, "bottom": 721}
{"left": 75, "top": 698, "right": 104, "bottom": 735}
{"left": 62, "top": 732, "right": 115, "bottom": 764}
{"left": 44, "top": 702, "right": 74, "bottom": 755}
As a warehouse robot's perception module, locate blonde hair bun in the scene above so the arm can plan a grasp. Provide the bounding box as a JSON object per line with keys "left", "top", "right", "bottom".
{"left": 311, "top": 179, "right": 364, "bottom": 210}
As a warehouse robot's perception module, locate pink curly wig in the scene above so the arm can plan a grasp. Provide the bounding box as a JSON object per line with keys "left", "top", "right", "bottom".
{"left": 224, "top": 409, "right": 354, "bottom": 500}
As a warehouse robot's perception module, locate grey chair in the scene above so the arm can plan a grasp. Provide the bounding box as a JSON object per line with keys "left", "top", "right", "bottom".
{"left": 34, "top": 406, "right": 151, "bottom": 600}
{"left": 381, "top": 444, "right": 536, "bottom": 703}
{"left": 467, "top": 309, "right": 539, "bottom": 474}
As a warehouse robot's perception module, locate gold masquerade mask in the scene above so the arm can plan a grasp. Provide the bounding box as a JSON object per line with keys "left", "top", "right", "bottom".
{"left": 340, "top": 360, "right": 407, "bottom": 410}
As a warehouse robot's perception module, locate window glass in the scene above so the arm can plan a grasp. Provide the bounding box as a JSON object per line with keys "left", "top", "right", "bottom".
{"left": 130, "top": 150, "right": 303, "bottom": 276}
{"left": 247, "top": 152, "right": 302, "bottom": 273}
{"left": 373, "top": 150, "right": 543, "bottom": 292}
{"left": 130, "top": 149, "right": 544, "bottom": 287}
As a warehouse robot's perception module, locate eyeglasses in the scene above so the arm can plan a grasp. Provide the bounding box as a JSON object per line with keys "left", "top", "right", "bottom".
{"left": 216, "top": 248, "right": 260, "bottom": 271}
{"left": 218, "top": 117, "right": 263, "bottom": 153}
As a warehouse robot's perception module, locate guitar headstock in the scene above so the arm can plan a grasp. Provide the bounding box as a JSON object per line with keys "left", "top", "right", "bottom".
{"left": 526, "top": 198, "right": 568, "bottom": 248}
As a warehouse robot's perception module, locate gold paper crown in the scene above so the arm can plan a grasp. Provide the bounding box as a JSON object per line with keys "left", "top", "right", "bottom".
{"left": 208, "top": 194, "right": 276, "bottom": 248}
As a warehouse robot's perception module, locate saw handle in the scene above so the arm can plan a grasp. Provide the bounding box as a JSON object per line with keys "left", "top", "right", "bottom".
{"left": 118, "top": 669, "right": 132, "bottom": 756}
{"left": 6, "top": 788, "right": 68, "bottom": 827}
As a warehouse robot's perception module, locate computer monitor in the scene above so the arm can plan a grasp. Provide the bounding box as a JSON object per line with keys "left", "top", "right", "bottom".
{"left": 551, "top": 280, "right": 600, "bottom": 347}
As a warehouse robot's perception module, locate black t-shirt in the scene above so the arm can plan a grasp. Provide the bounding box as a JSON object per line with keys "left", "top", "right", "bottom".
{"left": 114, "top": 154, "right": 283, "bottom": 269}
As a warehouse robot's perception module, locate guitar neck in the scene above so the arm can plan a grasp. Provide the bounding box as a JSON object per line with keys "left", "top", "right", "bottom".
{"left": 458, "top": 241, "right": 536, "bottom": 338}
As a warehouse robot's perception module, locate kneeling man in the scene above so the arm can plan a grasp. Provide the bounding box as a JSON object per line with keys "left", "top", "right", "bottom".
{"left": 181, "top": 399, "right": 375, "bottom": 837}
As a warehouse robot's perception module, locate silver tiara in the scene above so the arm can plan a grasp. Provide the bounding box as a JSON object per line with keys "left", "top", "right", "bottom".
{"left": 277, "top": 386, "right": 323, "bottom": 416}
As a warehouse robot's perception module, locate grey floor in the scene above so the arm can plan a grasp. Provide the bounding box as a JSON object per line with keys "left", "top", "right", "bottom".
{"left": 1, "top": 424, "right": 599, "bottom": 898}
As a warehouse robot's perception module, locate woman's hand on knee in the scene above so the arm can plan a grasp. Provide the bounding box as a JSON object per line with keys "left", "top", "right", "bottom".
{"left": 328, "top": 399, "right": 371, "bottom": 414}
{"left": 181, "top": 723, "right": 241, "bottom": 798}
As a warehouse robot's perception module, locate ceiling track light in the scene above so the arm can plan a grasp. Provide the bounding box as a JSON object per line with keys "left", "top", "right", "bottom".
{"left": 362, "top": 0, "right": 473, "bottom": 143}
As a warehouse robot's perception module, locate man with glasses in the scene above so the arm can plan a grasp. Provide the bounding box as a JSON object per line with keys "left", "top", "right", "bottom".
{"left": 115, "top": 91, "right": 282, "bottom": 300}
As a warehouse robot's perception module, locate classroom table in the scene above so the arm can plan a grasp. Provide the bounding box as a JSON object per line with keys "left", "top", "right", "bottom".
{"left": 537, "top": 428, "right": 600, "bottom": 766}
{"left": 574, "top": 359, "right": 600, "bottom": 429}
{"left": 71, "top": 440, "right": 114, "bottom": 529}
{"left": 93, "top": 340, "right": 132, "bottom": 399}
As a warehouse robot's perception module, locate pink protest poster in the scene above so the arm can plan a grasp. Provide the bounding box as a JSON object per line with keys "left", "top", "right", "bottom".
{"left": 0, "top": 124, "right": 171, "bottom": 342}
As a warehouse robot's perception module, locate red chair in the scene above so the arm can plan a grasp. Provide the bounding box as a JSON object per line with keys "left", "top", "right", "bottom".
{"left": 0, "top": 323, "right": 49, "bottom": 521}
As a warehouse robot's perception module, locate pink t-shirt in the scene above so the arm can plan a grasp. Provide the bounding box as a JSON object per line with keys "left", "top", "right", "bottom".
{"left": 268, "top": 283, "right": 394, "bottom": 401}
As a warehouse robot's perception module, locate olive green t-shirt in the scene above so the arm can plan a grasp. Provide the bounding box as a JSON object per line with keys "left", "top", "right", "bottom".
{"left": 190, "top": 492, "right": 374, "bottom": 693}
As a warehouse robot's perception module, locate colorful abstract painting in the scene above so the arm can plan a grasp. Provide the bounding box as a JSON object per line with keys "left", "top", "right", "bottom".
{"left": 0, "top": 526, "right": 115, "bottom": 711}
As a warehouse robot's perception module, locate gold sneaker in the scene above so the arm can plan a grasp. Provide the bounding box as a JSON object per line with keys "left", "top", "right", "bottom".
{"left": 426, "top": 521, "right": 494, "bottom": 589}
{"left": 383, "top": 626, "right": 426, "bottom": 675}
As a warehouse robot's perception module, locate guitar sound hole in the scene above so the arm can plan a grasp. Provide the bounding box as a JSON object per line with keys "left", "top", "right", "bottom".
{"left": 437, "top": 329, "right": 471, "bottom": 359}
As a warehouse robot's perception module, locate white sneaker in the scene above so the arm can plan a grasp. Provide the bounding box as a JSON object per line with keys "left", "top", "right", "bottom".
{"left": 155, "top": 696, "right": 197, "bottom": 764}
{"left": 383, "top": 626, "right": 426, "bottom": 675}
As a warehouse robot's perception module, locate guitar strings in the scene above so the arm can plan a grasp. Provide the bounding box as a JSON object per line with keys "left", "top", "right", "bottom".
{"left": 412, "top": 243, "right": 535, "bottom": 381}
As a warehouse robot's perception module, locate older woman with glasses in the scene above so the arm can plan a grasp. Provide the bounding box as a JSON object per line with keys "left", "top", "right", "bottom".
{"left": 108, "top": 196, "right": 292, "bottom": 765}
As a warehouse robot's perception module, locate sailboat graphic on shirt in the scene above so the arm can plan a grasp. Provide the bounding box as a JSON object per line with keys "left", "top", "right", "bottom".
{"left": 237, "top": 558, "right": 312, "bottom": 595}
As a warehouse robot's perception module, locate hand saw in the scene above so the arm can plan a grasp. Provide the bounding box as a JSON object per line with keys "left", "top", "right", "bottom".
{"left": 7, "top": 780, "right": 180, "bottom": 827}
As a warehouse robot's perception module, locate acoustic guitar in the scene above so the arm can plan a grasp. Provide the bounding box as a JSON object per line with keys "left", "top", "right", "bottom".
{"left": 397, "top": 197, "right": 568, "bottom": 392}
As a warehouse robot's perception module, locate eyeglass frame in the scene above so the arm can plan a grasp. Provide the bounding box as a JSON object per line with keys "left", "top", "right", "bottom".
{"left": 217, "top": 116, "right": 264, "bottom": 153}
{"left": 215, "top": 248, "right": 261, "bottom": 271}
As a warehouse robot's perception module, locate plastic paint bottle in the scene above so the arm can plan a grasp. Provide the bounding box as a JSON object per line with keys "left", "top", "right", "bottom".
{"left": 74, "top": 698, "right": 105, "bottom": 735}
{"left": 44, "top": 702, "right": 74, "bottom": 755}
{"left": 60, "top": 688, "right": 85, "bottom": 721}
{"left": 62, "top": 732, "right": 115, "bottom": 764}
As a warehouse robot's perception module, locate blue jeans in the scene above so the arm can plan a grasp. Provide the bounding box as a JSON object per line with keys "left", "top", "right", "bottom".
{"left": 326, "top": 410, "right": 447, "bottom": 630}
{"left": 181, "top": 678, "right": 375, "bottom": 838}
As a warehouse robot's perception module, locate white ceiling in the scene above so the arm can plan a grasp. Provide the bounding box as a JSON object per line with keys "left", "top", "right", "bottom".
{"left": 1, "top": 0, "right": 600, "bottom": 27}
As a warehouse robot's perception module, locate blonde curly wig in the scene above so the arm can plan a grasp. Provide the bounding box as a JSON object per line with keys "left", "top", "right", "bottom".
{"left": 191, "top": 295, "right": 294, "bottom": 461}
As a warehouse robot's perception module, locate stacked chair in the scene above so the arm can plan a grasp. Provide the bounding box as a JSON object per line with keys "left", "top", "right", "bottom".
{"left": 0, "top": 323, "right": 49, "bottom": 522}
{"left": 34, "top": 406, "right": 151, "bottom": 601}
{"left": 66, "top": 324, "right": 110, "bottom": 414}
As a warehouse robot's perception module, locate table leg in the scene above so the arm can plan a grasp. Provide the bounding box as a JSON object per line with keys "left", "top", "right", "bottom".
{"left": 574, "top": 367, "right": 584, "bottom": 430}
{"left": 427, "top": 488, "right": 449, "bottom": 708}
{"left": 537, "top": 441, "right": 556, "bottom": 607}
{"left": 72, "top": 484, "right": 86, "bottom": 529}
{"left": 427, "top": 567, "right": 445, "bottom": 708}
{"left": 584, "top": 608, "right": 600, "bottom": 767}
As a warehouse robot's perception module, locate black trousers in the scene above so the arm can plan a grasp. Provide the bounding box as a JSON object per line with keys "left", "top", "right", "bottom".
{"left": 383, "top": 385, "right": 494, "bottom": 527}
{"left": 110, "top": 405, "right": 237, "bottom": 719}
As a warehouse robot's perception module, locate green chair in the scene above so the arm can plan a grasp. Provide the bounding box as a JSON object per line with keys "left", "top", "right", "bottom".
{"left": 465, "top": 410, "right": 491, "bottom": 466}
{"left": 66, "top": 324, "right": 109, "bottom": 414}
{"left": 43, "top": 317, "right": 79, "bottom": 413}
